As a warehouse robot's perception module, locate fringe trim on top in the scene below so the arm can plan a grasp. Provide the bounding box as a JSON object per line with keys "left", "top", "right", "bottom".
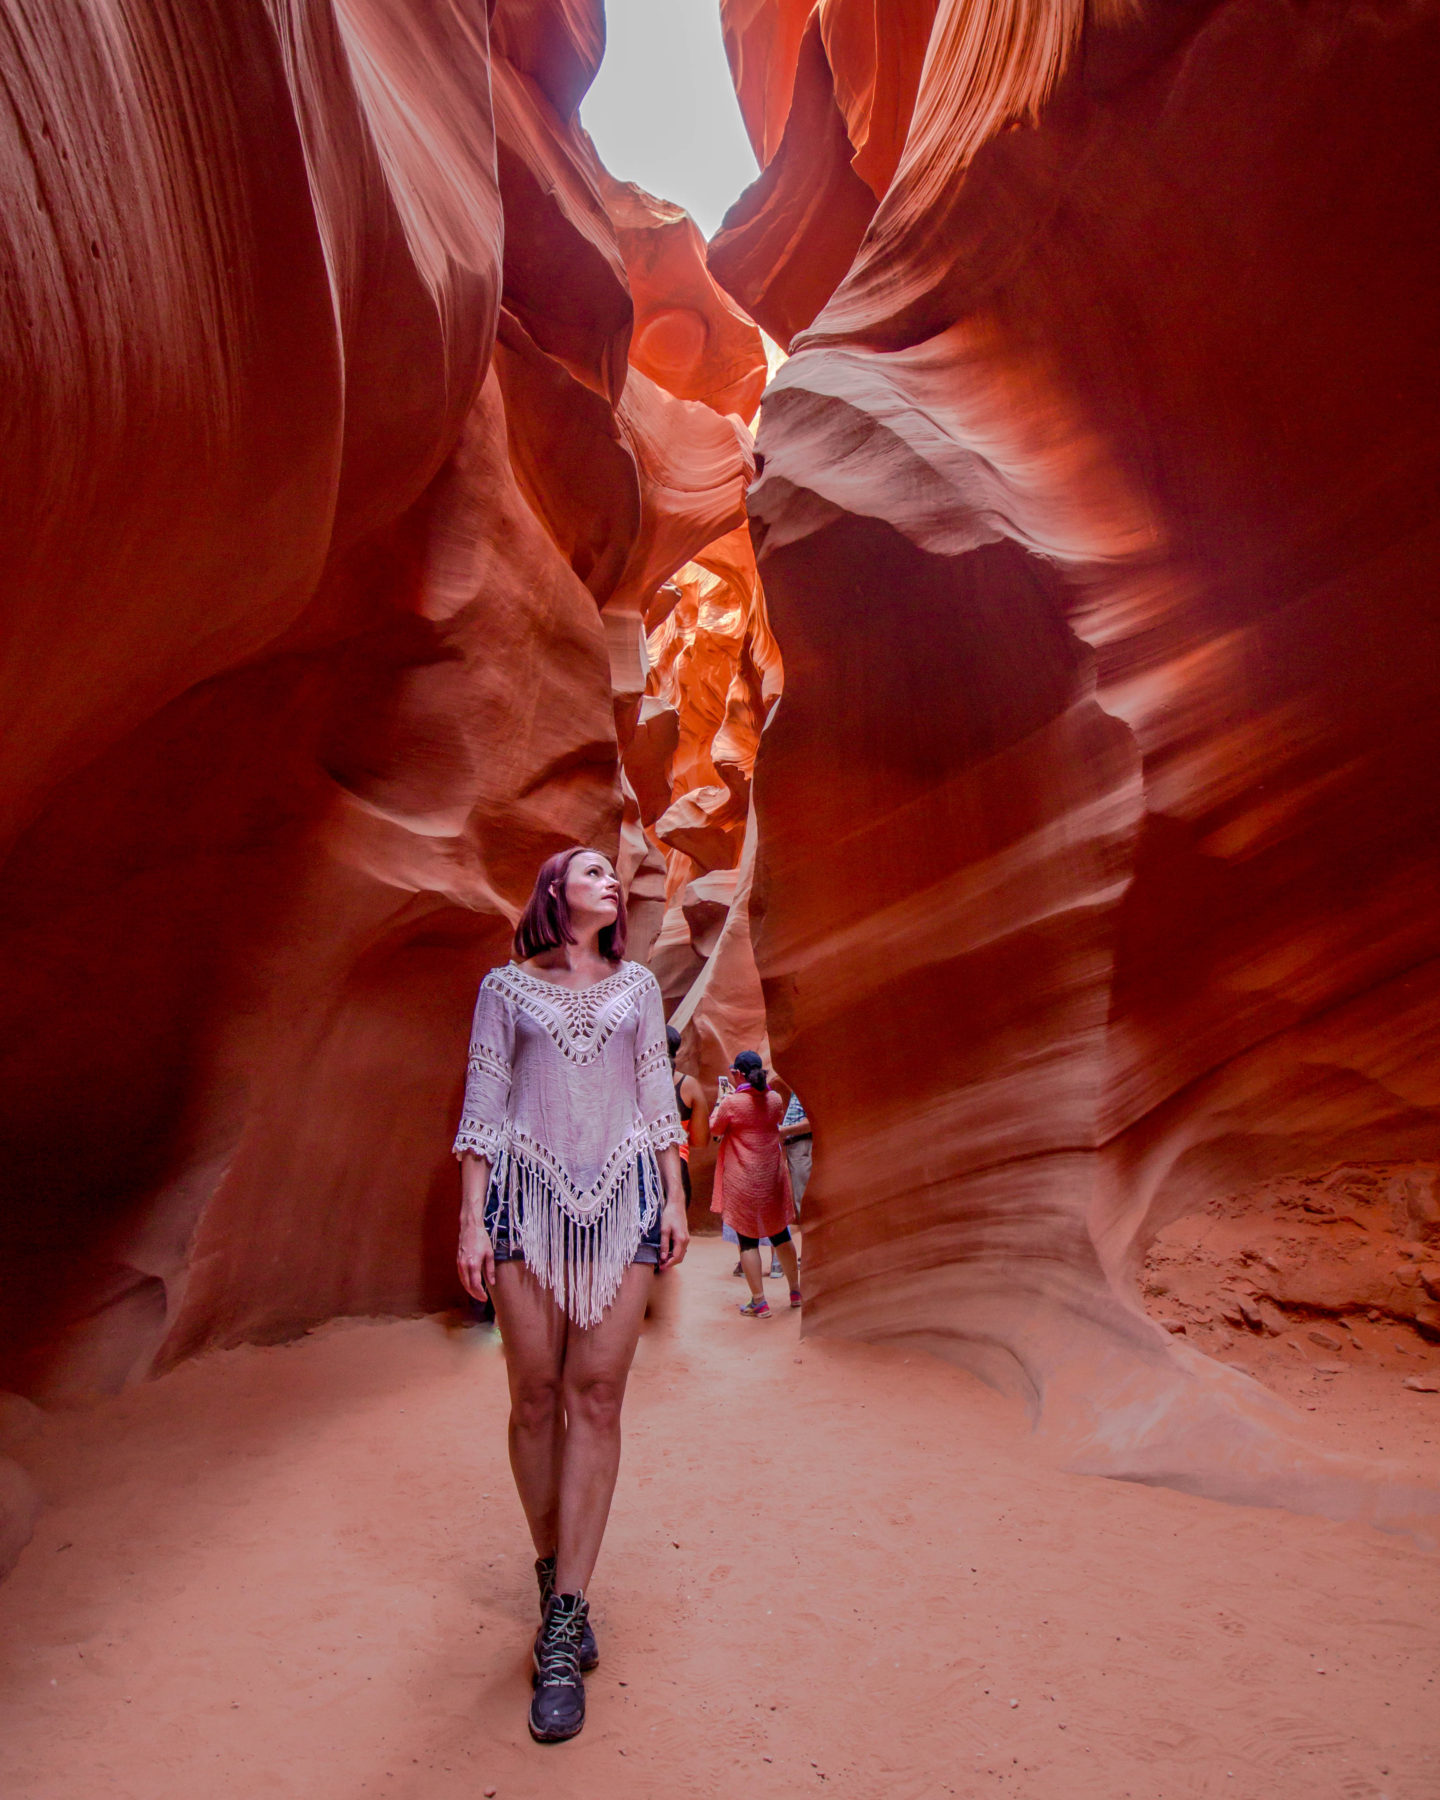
{"left": 491, "top": 1131, "right": 663, "bottom": 1328}
{"left": 454, "top": 1120, "right": 504, "bottom": 1160}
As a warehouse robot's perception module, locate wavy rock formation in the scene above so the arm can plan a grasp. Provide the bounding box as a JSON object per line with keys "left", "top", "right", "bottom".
{"left": 599, "top": 170, "right": 767, "bottom": 423}
{"left": 631, "top": 522, "right": 784, "bottom": 1205}
{"left": 646, "top": 529, "right": 779, "bottom": 875}
{"left": 638, "top": 530, "right": 779, "bottom": 958}
{"left": 709, "top": 8, "right": 877, "bottom": 348}
{"left": 0, "top": 0, "right": 753, "bottom": 1444}
{"left": 728, "top": 0, "right": 1440, "bottom": 1530}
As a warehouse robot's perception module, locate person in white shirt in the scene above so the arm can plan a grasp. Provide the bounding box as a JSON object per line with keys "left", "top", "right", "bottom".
{"left": 454, "top": 848, "right": 688, "bottom": 1743}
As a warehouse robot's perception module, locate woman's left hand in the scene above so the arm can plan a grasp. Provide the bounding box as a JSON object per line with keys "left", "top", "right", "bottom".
{"left": 658, "top": 1195, "right": 689, "bottom": 1270}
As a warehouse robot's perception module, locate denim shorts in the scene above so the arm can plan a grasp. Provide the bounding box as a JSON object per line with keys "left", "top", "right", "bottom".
{"left": 484, "top": 1155, "right": 663, "bottom": 1266}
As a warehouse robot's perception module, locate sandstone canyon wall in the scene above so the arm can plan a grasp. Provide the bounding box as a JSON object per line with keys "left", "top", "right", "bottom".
{"left": 5, "top": 0, "right": 1438, "bottom": 1583}
{"left": 0, "top": 0, "right": 765, "bottom": 1510}
{"left": 632, "top": 525, "right": 785, "bottom": 1208}
{"left": 717, "top": 0, "right": 1440, "bottom": 1530}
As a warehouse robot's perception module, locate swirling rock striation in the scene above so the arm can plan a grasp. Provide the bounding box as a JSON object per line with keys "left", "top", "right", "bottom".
{"left": 623, "top": 522, "right": 784, "bottom": 1211}
{"left": 733, "top": 0, "right": 1440, "bottom": 1530}
{"left": 0, "top": 0, "right": 755, "bottom": 1419}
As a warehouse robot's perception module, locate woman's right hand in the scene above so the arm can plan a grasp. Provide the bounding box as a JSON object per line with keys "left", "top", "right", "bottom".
{"left": 457, "top": 1220, "right": 496, "bottom": 1301}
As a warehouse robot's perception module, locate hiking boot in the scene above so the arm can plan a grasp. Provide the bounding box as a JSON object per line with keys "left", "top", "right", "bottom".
{"left": 535, "top": 1555, "right": 598, "bottom": 1672}
{"left": 529, "top": 1592, "right": 589, "bottom": 1742}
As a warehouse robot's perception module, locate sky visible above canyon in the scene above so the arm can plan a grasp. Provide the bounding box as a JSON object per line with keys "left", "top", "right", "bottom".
{"left": 581, "top": 0, "right": 759, "bottom": 237}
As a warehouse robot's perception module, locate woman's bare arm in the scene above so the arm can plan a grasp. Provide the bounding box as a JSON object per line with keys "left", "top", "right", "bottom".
{"left": 682, "top": 1074, "right": 710, "bottom": 1148}
{"left": 656, "top": 1145, "right": 689, "bottom": 1269}
{"left": 457, "top": 1153, "right": 495, "bottom": 1299}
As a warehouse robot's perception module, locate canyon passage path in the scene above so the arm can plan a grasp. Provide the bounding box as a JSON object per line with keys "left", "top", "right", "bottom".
{"left": 1, "top": 1238, "right": 1437, "bottom": 1800}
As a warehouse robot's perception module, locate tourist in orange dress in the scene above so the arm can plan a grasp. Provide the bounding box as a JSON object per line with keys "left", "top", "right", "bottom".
{"left": 709, "top": 1051, "right": 800, "bottom": 1316}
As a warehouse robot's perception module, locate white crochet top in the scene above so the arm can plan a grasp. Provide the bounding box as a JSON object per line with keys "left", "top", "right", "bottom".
{"left": 453, "top": 961, "right": 686, "bottom": 1325}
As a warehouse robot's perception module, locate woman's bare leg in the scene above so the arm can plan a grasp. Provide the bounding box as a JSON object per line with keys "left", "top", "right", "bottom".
{"left": 553, "top": 1263, "right": 654, "bottom": 1593}
{"left": 490, "top": 1262, "right": 568, "bottom": 1558}
{"left": 775, "top": 1237, "right": 800, "bottom": 1290}
{"left": 739, "top": 1245, "right": 765, "bottom": 1299}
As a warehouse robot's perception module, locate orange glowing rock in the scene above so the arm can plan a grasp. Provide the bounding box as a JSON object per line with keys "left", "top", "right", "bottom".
{"left": 612, "top": 370, "right": 756, "bottom": 618}
{"left": 632, "top": 519, "right": 783, "bottom": 1214}
{"left": 721, "top": 0, "right": 940, "bottom": 199}
{"left": 641, "top": 526, "right": 779, "bottom": 888}
{"left": 599, "top": 169, "right": 767, "bottom": 422}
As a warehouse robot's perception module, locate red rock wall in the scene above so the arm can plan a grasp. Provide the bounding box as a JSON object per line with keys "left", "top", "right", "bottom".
{"left": 723, "top": 0, "right": 1440, "bottom": 1528}
{"left": 0, "top": 0, "right": 757, "bottom": 1411}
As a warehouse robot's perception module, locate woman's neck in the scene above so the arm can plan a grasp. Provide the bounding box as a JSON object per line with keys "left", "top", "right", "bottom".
{"left": 570, "top": 918, "right": 607, "bottom": 958}
{"left": 530, "top": 929, "right": 611, "bottom": 974}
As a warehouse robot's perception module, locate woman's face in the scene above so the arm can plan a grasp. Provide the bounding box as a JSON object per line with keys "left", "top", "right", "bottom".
{"left": 563, "top": 850, "right": 619, "bottom": 924}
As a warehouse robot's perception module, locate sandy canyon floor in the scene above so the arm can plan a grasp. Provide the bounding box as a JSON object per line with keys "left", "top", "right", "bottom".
{"left": 1, "top": 1236, "right": 1438, "bottom": 1800}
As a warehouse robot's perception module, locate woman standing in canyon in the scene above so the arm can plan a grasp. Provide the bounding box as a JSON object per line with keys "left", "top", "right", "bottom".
{"left": 453, "top": 848, "right": 689, "bottom": 1743}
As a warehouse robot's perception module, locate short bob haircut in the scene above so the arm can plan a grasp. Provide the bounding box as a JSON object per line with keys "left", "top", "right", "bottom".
{"left": 513, "top": 847, "right": 628, "bottom": 963}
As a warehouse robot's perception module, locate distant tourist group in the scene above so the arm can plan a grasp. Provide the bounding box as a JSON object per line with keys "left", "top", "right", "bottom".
{"left": 452, "top": 846, "right": 811, "bottom": 1743}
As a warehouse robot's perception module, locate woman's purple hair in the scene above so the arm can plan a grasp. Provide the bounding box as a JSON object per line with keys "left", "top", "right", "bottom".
{"left": 513, "top": 847, "right": 628, "bottom": 962}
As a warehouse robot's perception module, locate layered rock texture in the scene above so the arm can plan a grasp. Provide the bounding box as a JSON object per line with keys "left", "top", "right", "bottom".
{"left": 632, "top": 526, "right": 785, "bottom": 1206}
{"left": 4, "top": 0, "right": 1437, "bottom": 1578}
{"left": 0, "top": 0, "right": 761, "bottom": 1468}
{"left": 719, "top": 0, "right": 1440, "bottom": 1528}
